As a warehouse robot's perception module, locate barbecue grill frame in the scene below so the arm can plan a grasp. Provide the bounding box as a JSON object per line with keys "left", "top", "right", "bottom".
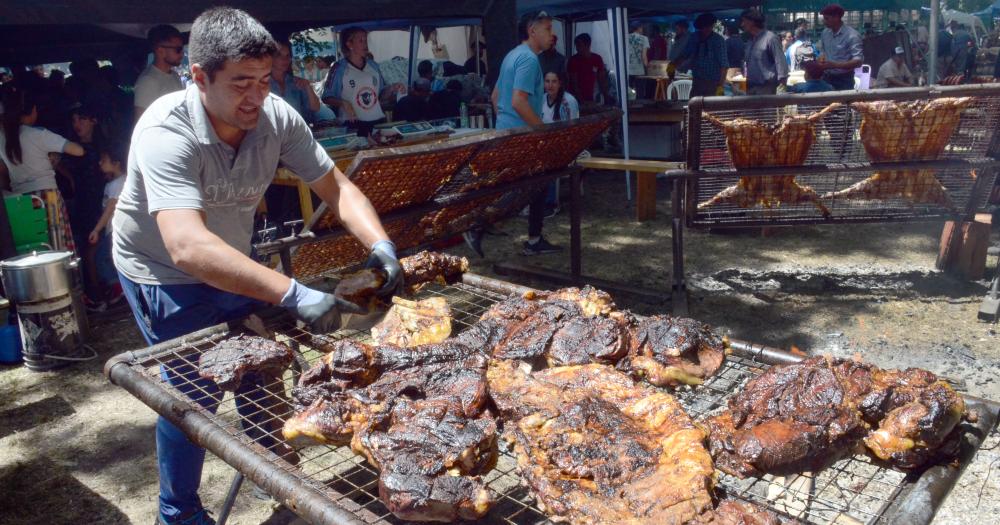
{"left": 105, "top": 273, "right": 999, "bottom": 525}
{"left": 669, "top": 84, "right": 1000, "bottom": 298}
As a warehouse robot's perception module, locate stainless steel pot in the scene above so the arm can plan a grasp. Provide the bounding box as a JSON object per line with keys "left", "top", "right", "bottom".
{"left": 0, "top": 251, "right": 77, "bottom": 303}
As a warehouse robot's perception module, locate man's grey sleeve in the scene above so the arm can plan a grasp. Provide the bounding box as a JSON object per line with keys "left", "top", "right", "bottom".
{"left": 134, "top": 126, "right": 204, "bottom": 213}
{"left": 277, "top": 100, "right": 336, "bottom": 184}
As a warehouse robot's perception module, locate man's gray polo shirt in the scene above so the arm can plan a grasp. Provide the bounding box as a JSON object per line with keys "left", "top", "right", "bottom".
{"left": 820, "top": 24, "right": 864, "bottom": 76}
{"left": 113, "top": 84, "right": 334, "bottom": 285}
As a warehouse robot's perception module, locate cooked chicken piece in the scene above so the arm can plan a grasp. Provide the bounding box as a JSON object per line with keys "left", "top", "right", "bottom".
{"left": 334, "top": 250, "right": 469, "bottom": 311}
{"left": 704, "top": 356, "right": 969, "bottom": 478}
{"left": 197, "top": 335, "right": 293, "bottom": 391}
{"left": 527, "top": 286, "right": 616, "bottom": 316}
{"left": 488, "top": 361, "right": 716, "bottom": 525}
{"left": 699, "top": 105, "right": 842, "bottom": 216}
{"left": 624, "top": 315, "right": 728, "bottom": 387}
{"left": 823, "top": 98, "right": 973, "bottom": 207}
{"left": 371, "top": 297, "right": 452, "bottom": 347}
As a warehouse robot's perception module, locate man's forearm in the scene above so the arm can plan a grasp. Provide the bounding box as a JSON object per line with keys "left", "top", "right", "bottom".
{"left": 170, "top": 231, "right": 291, "bottom": 304}
{"left": 512, "top": 97, "right": 542, "bottom": 126}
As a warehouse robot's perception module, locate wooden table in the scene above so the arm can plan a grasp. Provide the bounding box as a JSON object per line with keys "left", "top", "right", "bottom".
{"left": 576, "top": 157, "right": 685, "bottom": 222}
{"left": 273, "top": 130, "right": 491, "bottom": 223}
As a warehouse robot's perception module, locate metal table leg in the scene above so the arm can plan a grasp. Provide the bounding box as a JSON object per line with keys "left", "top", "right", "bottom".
{"left": 217, "top": 471, "right": 244, "bottom": 525}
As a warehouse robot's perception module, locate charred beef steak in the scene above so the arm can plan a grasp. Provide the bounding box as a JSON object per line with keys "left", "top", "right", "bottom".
{"left": 197, "top": 335, "right": 293, "bottom": 391}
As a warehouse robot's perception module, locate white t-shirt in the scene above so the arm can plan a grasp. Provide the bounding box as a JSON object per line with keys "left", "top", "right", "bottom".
{"left": 628, "top": 33, "right": 650, "bottom": 76}
{"left": 102, "top": 175, "right": 126, "bottom": 234}
{"left": 134, "top": 64, "right": 184, "bottom": 110}
{"left": 0, "top": 126, "right": 69, "bottom": 193}
{"left": 322, "top": 58, "right": 386, "bottom": 122}
{"left": 542, "top": 91, "right": 580, "bottom": 123}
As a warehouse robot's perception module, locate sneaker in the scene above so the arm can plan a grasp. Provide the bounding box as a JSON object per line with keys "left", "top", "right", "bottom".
{"left": 105, "top": 283, "right": 125, "bottom": 306}
{"left": 522, "top": 237, "right": 562, "bottom": 256}
{"left": 83, "top": 294, "right": 107, "bottom": 313}
{"left": 155, "top": 509, "right": 216, "bottom": 525}
{"left": 462, "top": 229, "right": 485, "bottom": 258}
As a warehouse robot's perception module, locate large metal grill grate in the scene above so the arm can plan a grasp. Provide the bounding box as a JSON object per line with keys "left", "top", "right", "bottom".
{"left": 119, "top": 279, "right": 971, "bottom": 525}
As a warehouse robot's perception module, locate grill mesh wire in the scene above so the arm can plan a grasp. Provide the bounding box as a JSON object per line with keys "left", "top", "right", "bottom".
{"left": 129, "top": 281, "right": 917, "bottom": 524}
{"left": 689, "top": 98, "right": 1000, "bottom": 226}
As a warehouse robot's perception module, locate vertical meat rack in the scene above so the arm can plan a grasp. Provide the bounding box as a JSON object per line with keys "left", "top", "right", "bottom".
{"left": 666, "top": 85, "right": 1000, "bottom": 297}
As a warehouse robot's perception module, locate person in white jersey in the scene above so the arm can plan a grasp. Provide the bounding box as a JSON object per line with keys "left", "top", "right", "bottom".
{"left": 322, "top": 26, "right": 404, "bottom": 137}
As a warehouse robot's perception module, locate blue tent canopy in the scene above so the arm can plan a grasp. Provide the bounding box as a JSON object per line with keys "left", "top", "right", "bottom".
{"left": 518, "top": 0, "right": 758, "bottom": 18}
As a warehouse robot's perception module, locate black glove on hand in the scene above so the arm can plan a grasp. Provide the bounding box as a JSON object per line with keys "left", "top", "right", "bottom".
{"left": 365, "top": 240, "right": 404, "bottom": 298}
{"left": 280, "top": 279, "right": 364, "bottom": 333}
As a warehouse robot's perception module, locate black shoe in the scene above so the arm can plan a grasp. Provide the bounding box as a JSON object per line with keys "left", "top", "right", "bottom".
{"left": 522, "top": 237, "right": 562, "bottom": 256}
{"left": 462, "top": 229, "right": 485, "bottom": 257}
{"left": 543, "top": 205, "right": 559, "bottom": 219}
{"left": 155, "top": 509, "right": 216, "bottom": 525}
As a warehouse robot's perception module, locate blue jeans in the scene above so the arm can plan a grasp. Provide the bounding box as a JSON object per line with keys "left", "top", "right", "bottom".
{"left": 118, "top": 273, "right": 270, "bottom": 520}
{"left": 95, "top": 233, "right": 117, "bottom": 286}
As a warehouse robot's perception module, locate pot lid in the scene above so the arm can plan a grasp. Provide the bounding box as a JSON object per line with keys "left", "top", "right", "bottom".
{"left": 0, "top": 250, "right": 72, "bottom": 269}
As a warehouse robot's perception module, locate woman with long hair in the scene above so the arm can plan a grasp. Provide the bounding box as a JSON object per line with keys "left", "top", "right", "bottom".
{"left": 541, "top": 70, "right": 580, "bottom": 123}
{"left": 321, "top": 27, "right": 404, "bottom": 137}
{"left": 1, "top": 88, "right": 85, "bottom": 251}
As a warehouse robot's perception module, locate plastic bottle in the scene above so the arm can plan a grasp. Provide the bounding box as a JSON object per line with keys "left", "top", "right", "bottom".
{"left": 460, "top": 102, "right": 469, "bottom": 128}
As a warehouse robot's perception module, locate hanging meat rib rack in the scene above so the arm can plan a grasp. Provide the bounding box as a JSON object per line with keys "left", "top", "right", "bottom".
{"left": 254, "top": 111, "right": 619, "bottom": 283}
{"left": 666, "top": 84, "right": 1000, "bottom": 298}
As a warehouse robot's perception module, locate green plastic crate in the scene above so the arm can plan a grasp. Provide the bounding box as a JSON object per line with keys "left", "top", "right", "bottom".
{"left": 4, "top": 195, "right": 49, "bottom": 253}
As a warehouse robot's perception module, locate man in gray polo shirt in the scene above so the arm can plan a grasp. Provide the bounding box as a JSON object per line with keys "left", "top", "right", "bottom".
{"left": 112, "top": 8, "right": 401, "bottom": 525}
{"left": 818, "top": 3, "right": 864, "bottom": 90}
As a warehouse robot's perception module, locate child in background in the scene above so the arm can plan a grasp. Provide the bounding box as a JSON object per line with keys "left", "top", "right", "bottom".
{"left": 86, "top": 141, "right": 127, "bottom": 309}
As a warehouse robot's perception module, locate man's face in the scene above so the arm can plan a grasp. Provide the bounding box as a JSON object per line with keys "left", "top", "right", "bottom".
{"left": 530, "top": 20, "right": 554, "bottom": 51}
{"left": 676, "top": 24, "right": 688, "bottom": 36}
{"left": 575, "top": 40, "right": 590, "bottom": 55}
{"left": 893, "top": 55, "right": 904, "bottom": 65}
{"left": 158, "top": 36, "right": 184, "bottom": 67}
{"left": 739, "top": 17, "right": 752, "bottom": 33}
{"left": 273, "top": 43, "right": 292, "bottom": 75}
{"left": 194, "top": 56, "right": 272, "bottom": 132}
{"left": 71, "top": 113, "right": 96, "bottom": 140}
{"left": 700, "top": 26, "right": 714, "bottom": 38}
{"left": 347, "top": 31, "right": 369, "bottom": 57}
{"left": 823, "top": 14, "right": 841, "bottom": 29}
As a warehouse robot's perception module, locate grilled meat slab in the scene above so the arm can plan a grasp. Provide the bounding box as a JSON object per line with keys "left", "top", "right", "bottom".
{"left": 488, "top": 361, "right": 716, "bottom": 525}
{"left": 624, "top": 315, "right": 728, "bottom": 387}
{"left": 282, "top": 339, "right": 496, "bottom": 521}
{"left": 334, "top": 250, "right": 469, "bottom": 311}
{"left": 822, "top": 98, "right": 973, "bottom": 207}
{"left": 353, "top": 398, "right": 497, "bottom": 522}
{"left": 699, "top": 105, "right": 842, "bottom": 216}
{"left": 197, "top": 335, "right": 293, "bottom": 391}
{"left": 693, "top": 499, "right": 794, "bottom": 525}
{"left": 705, "top": 356, "right": 968, "bottom": 478}
{"left": 371, "top": 297, "right": 452, "bottom": 347}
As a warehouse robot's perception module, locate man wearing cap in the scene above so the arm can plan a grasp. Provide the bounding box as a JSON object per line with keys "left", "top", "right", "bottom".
{"left": 818, "top": 4, "right": 864, "bottom": 91}
{"left": 114, "top": 8, "right": 402, "bottom": 524}
{"left": 875, "top": 47, "right": 913, "bottom": 88}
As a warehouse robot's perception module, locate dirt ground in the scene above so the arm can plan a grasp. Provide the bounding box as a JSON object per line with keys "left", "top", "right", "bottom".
{"left": 1, "top": 174, "right": 999, "bottom": 525}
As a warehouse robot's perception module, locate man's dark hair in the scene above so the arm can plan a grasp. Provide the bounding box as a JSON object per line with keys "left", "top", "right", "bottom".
{"left": 694, "top": 13, "right": 717, "bottom": 30}
{"left": 417, "top": 60, "right": 434, "bottom": 78}
{"left": 574, "top": 33, "right": 592, "bottom": 46}
{"left": 147, "top": 24, "right": 183, "bottom": 48}
{"left": 519, "top": 10, "right": 552, "bottom": 41}
{"left": 188, "top": 7, "right": 277, "bottom": 81}
{"left": 740, "top": 9, "right": 766, "bottom": 29}
{"left": 101, "top": 139, "right": 129, "bottom": 166}
{"left": 820, "top": 4, "right": 846, "bottom": 18}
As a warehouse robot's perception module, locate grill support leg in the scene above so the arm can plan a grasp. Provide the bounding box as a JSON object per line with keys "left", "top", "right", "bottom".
{"left": 217, "top": 471, "right": 244, "bottom": 525}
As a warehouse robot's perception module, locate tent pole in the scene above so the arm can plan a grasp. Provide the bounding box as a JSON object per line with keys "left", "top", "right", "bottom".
{"left": 613, "top": 7, "right": 632, "bottom": 200}
{"left": 929, "top": 0, "right": 939, "bottom": 84}
{"left": 408, "top": 25, "right": 420, "bottom": 91}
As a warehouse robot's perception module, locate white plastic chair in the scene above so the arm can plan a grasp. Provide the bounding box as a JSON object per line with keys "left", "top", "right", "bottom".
{"left": 667, "top": 79, "right": 693, "bottom": 101}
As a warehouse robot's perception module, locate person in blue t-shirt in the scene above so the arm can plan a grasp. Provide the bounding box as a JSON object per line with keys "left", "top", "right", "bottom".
{"left": 490, "top": 10, "right": 562, "bottom": 256}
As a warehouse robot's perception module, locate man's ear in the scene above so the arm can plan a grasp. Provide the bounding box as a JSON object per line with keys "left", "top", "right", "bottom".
{"left": 191, "top": 64, "right": 208, "bottom": 91}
